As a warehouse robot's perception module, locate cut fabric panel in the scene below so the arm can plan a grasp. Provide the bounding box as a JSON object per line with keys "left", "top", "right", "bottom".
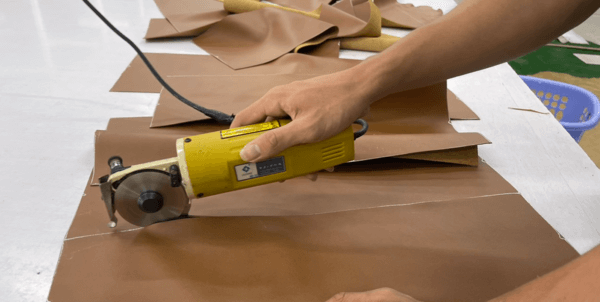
{"left": 81, "top": 149, "right": 517, "bottom": 235}
{"left": 51, "top": 179, "right": 577, "bottom": 302}
{"left": 193, "top": 8, "right": 338, "bottom": 69}
{"left": 109, "top": 53, "right": 478, "bottom": 120}
{"left": 110, "top": 53, "right": 358, "bottom": 93}
{"left": 318, "top": 0, "right": 381, "bottom": 37}
{"left": 375, "top": 0, "right": 443, "bottom": 29}
{"left": 448, "top": 90, "right": 480, "bottom": 120}
{"left": 144, "top": 19, "right": 207, "bottom": 39}
{"left": 400, "top": 145, "right": 479, "bottom": 166}
{"left": 144, "top": 0, "right": 228, "bottom": 39}
{"left": 300, "top": 39, "right": 341, "bottom": 57}
{"left": 153, "top": 0, "right": 228, "bottom": 33}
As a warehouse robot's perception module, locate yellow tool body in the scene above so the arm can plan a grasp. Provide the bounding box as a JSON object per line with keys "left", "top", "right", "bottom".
{"left": 100, "top": 120, "right": 355, "bottom": 227}
{"left": 181, "top": 120, "right": 354, "bottom": 198}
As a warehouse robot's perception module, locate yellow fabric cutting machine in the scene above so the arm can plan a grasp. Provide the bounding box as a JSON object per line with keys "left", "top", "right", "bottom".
{"left": 100, "top": 120, "right": 355, "bottom": 227}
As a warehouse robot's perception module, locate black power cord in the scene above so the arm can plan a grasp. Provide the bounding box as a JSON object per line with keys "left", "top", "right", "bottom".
{"left": 353, "top": 119, "right": 368, "bottom": 139}
{"left": 83, "top": 0, "right": 234, "bottom": 124}
{"left": 83, "top": 0, "right": 368, "bottom": 138}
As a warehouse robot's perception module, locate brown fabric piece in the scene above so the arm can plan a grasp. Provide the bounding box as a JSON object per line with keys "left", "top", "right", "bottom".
{"left": 270, "top": 0, "right": 332, "bottom": 11}
{"left": 375, "top": 0, "right": 443, "bottom": 29}
{"left": 193, "top": 8, "right": 338, "bottom": 69}
{"left": 148, "top": 74, "right": 452, "bottom": 132}
{"left": 149, "top": 78, "right": 490, "bottom": 152}
{"left": 300, "top": 39, "right": 341, "bottom": 57}
{"left": 78, "top": 154, "right": 516, "bottom": 237}
{"left": 110, "top": 53, "right": 478, "bottom": 121}
{"left": 51, "top": 187, "right": 578, "bottom": 302}
{"left": 154, "top": 0, "right": 228, "bottom": 33}
{"left": 448, "top": 89, "right": 480, "bottom": 120}
{"left": 110, "top": 53, "right": 359, "bottom": 93}
{"left": 144, "top": 19, "right": 207, "bottom": 39}
{"left": 400, "top": 146, "right": 479, "bottom": 166}
{"left": 318, "top": 0, "right": 381, "bottom": 38}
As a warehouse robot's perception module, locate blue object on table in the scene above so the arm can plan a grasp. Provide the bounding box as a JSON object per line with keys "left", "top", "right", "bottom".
{"left": 520, "top": 75, "right": 600, "bottom": 142}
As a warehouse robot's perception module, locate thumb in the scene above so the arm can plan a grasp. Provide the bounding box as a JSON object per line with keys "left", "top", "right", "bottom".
{"left": 239, "top": 121, "right": 309, "bottom": 162}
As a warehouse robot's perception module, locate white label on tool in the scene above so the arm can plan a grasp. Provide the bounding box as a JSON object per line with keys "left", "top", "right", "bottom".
{"left": 234, "top": 157, "right": 286, "bottom": 181}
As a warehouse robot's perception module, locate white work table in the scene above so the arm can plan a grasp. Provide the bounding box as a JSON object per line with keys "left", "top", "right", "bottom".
{"left": 1, "top": 0, "right": 598, "bottom": 301}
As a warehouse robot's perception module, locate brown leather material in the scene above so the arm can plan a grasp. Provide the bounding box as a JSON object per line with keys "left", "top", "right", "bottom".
{"left": 110, "top": 53, "right": 360, "bottom": 93}
{"left": 270, "top": 0, "right": 332, "bottom": 12}
{"left": 144, "top": 0, "right": 228, "bottom": 39}
{"left": 144, "top": 19, "right": 208, "bottom": 39}
{"left": 318, "top": 0, "right": 381, "bottom": 38}
{"left": 154, "top": 0, "right": 228, "bottom": 33}
{"left": 109, "top": 53, "right": 478, "bottom": 121}
{"left": 193, "top": 8, "right": 338, "bottom": 69}
{"left": 147, "top": 75, "right": 480, "bottom": 130}
{"left": 77, "top": 155, "right": 517, "bottom": 238}
{"left": 51, "top": 188, "right": 578, "bottom": 302}
{"left": 448, "top": 89, "right": 480, "bottom": 120}
{"left": 399, "top": 145, "right": 479, "bottom": 166}
{"left": 300, "top": 39, "right": 341, "bottom": 57}
{"left": 375, "top": 0, "right": 443, "bottom": 29}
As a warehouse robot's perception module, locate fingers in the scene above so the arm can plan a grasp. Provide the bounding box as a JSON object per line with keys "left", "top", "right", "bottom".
{"left": 230, "top": 89, "right": 288, "bottom": 128}
{"left": 239, "top": 121, "right": 312, "bottom": 162}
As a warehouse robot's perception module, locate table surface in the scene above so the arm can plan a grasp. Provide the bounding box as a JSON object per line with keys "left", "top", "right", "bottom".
{"left": 1, "top": 0, "right": 599, "bottom": 301}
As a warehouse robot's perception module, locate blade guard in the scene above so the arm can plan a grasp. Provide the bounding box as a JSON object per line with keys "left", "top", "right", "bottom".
{"left": 98, "top": 157, "right": 186, "bottom": 228}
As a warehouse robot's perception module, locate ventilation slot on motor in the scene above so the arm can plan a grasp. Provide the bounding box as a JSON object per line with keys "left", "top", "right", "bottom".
{"left": 322, "top": 142, "right": 345, "bottom": 163}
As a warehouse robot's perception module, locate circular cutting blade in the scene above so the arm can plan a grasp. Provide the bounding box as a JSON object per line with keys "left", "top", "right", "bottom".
{"left": 114, "top": 171, "right": 189, "bottom": 227}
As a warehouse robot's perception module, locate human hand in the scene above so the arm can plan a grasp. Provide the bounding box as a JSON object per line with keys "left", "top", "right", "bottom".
{"left": 231, "top": 70, "right": 375, "bottom": 163}
{"left": 325, "top": 288, "right": 422, "bottom": 302}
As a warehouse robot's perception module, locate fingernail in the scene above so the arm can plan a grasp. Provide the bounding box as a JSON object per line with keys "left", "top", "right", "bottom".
{"left": 240, "top": 144, "right": 261, "bottom": 162}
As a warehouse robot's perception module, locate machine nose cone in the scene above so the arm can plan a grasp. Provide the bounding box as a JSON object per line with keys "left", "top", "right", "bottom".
{"left": 137, "top": 191, "right": 164, "bottom": 213}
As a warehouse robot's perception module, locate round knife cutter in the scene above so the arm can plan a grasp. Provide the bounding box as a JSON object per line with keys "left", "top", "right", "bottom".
{"left": 114, "top": 171, "right": 189, "bottom": 227}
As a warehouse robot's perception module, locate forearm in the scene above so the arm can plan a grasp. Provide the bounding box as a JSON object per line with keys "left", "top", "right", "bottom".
{"left": 489, "top": 244, "right": 600, "bottom": 301}
{"left": 348, "top": 0, "right": 600, "bottom": 102}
